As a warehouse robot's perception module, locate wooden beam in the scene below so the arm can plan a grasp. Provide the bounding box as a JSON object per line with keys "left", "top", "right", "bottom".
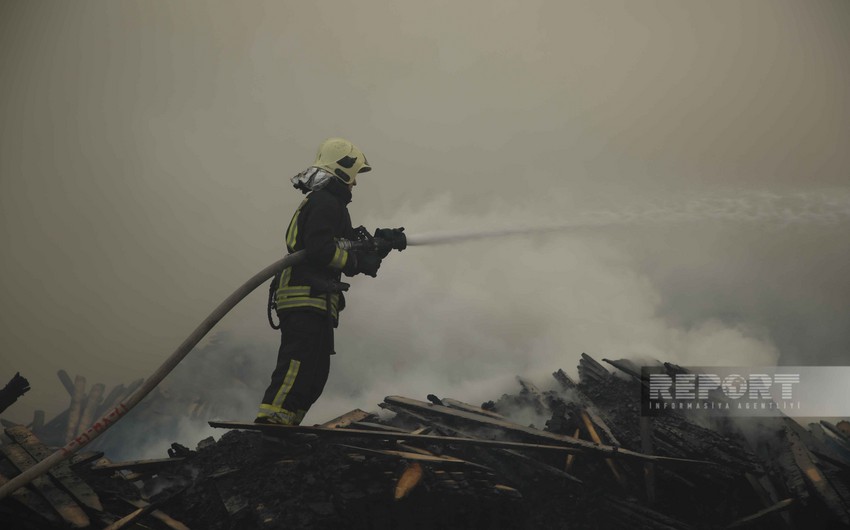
{"left": 394, "top": 462, "right": 423, "bottom": 500}
{"left": 0, "top": 466, "right": 61, "bottom": 525}
{"left": 31, "top": 410, "right": 45, "bottom": 432}
{"left": 578, "top": 353, "right": 611, "bottom": 382}
{"left": 382, "top": 396, "right": 714, "bottom": 465}
{"left": 96, "top": 384, "right": 126, "bottom": 418}
{"left": 350, "top": 421, "right": 412, "bottom": 433}
{"left": 338, "top": 444, "right": 491, "bottom": 469}
{"left": 76, "top": 383, "right": 105, "bottom": 438}
{"left": 441, "top": 398, "right": 507, "bottom": 420}
{"left": 565, "top": 427, "right": 580, "bottom": 472}
{"left": 784, "top": 423, "right": 849, "bottom": 524}
{"left": 552, "top": 370, "right": 621, "bottom": 446}
{"left": 122, "top": 498, "right": 190, "bottom": 530}
{"left": 103, "top": 506, "right": 148, "bottom": 530}
{"left": 602, "top": 358, "right": 642, "bottom": 381}
{"left": 64, "top": 375, "right": 86, "bottom": 444}
{"left": 516, "top": 376, "right": 548, "bottom": 412}
{"left": 640, "top": 416, "right": 656, "bottom": 505}
{"left": 382, "top": 404, "right": 585, "bottom": 485}
{"left": 726, "top": 498, "right": 795, "bottom": 528}
{"left": 5, "top": 425, "right": 103, "bottom": 511}
{"left": 321, "top": 409, "right": 371, "bottom": 429}
{"left": 581, "top": 410, "right": 627, "bottom": 488}
{"left": 0, "top": 442, "right": 89, "bottom": 528}
{"left": 90, "top": 457, "right": 185, "bottom": 474}
{"left": 744, "top": 472, "right": 793, "bottom": 530}
{"left": 57, "top": 370, "right": 75, "bottom": 396}
{"left": 70, "top": 451, "right": 105, "bottom": 468}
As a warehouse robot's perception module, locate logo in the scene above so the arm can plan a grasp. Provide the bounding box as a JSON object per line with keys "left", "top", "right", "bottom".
{"left": 640, "top": 367, "right": 815, "bottom": 417}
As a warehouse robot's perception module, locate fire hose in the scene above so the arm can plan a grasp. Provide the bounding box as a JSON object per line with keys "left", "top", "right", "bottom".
{"left": 0, "top": 252, "right": 311, "bottom": 499}
{"left": 0, "top": 228, "right": 416, "bottom": 499}
{"left": 0, "top": 223, "right": 561, "bottom": 499}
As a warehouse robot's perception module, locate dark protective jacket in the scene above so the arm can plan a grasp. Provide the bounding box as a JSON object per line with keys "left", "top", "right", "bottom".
{"left": 274, "top": 179, "right": 359, "bottom": 325}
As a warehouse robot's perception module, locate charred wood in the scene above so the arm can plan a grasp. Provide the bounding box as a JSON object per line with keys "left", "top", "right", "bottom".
{"left": 0, "top": 372, "right": 30, "bottom": 414}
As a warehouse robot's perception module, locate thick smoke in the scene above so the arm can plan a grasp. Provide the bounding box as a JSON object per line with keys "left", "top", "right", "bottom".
{"left": 37, "top": 188, "right": 849, "bottom": 457}
{"left": 1, "top": 1, "right": 848, "bottom": 455}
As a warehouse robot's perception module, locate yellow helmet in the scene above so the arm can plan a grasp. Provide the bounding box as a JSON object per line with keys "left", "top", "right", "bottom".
{"left": 313, "top": 137, "right": 371, "bottom": 185}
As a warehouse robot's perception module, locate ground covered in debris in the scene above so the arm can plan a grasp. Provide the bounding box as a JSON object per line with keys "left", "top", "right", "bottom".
{"left": 4, "top": 354, "right": 850, "bottom": 529}
{"left": 150, "top": 429, "right": 540, "bottom": 530}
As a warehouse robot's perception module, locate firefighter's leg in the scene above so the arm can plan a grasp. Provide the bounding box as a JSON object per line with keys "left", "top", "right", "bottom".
{"left": 256, "top": 311, "right": 332, "bottom": 425}
{"left": 294, "top": 342, "right": 332, "bottom": 421}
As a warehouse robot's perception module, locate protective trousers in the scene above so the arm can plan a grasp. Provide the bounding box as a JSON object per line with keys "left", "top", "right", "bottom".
{"left": 256, "top": 311, "right": 333, "bottom": 425}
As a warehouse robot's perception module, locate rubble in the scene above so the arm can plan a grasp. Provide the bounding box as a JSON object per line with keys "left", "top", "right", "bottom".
{"left": 1, "top": 353, "right": 850, "bottom": 528}
{"left": 0, "top": 373, "right": 30, "bottom": 415}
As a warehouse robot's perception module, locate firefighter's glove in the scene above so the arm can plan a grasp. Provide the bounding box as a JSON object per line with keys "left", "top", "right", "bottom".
{"left": 374, "top": 227, "right": 406, "bottom": 258}
{"left": 356, "top": 252, "right": 382, "bottom": 277}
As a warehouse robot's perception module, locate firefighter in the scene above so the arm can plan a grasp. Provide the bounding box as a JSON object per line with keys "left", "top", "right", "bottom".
{"left": 256, "top": 138, "right": 400, "bottom": 426}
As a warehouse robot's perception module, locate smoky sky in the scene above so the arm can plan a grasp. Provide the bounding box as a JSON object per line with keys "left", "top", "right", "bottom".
{"left": 1, "top": 1, "right": 849, "bottom": 428}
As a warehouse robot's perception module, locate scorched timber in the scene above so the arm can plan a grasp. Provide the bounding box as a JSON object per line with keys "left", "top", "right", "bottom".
{"left": 382, "top": 395, "right": 715, "bottom": 466}
{"left": 208, "top": 421, "right": 714, "bottom": 466}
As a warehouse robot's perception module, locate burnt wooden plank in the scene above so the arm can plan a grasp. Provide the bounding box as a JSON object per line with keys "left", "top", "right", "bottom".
{"left": 602, "top": 357, "right": 642, "bottom": 381}
{"left": 552, "top": 369, "right": 622, "bottom": 446}
{"left": 90, "top": 457, "right": 185, "bottom": 474}
{"left": 6, "top": 425, "right": 103, "bottom": 511}
{"left": 337, "top": 444, "right": 492, "bottom": 469}
{"left": 382, "top": 395, "right": 713, "bottom": 465}
{"left": 96, "top": 384, "right": 126, "bottom": 418}
{"left": 396, "top": 443, "right": 439, "bottom": 456}
{"left": 320, "top": 409, "right": 371, "bottom": 428}
{"left": 70, "top": 451, "right": 105, "bottom": 468}
{"left": 65, "top": 375, "right": 86, "bottom": 444}
{"left": 394, "top": 462, "right": 424, "bottom": 500}
{"left": 565, "top": 427, "right": 580, "bottom": 472}
{"left": 822, "top": 421, "right": 850, "bottom": 445}
{"left": 726, "top": 498, "right": 795, "bottom": 529}
{"left": 383, "top": 404, "right": 585, "bottom": 485}
{"left": 640, "top": 416, "right": 656, "bottom": 505}
{"left": 31, "top": 410, "right": 45, "bottom": 431}
{"left": 578, "top": 353, "right": 611, "bottom": 382}
{"left": 743, "top": 472, "right": 793, "bottom": 529}
{"left": 579, "top": 409, "right": 627, "bottom": 488}
{"left": 441, "top": 398, "right": 508, "bottom": 420}
{"left": 0, "top": 464, "right": 62, "bottom": 525}
{"left": 103, "top": 506, "right": 148, "bottom": 530}
{"left": 810, "top": 423, "right": 850, "bottom": 465}
{"left": 57, "top": 369, "right": 76, "bottom": 396}
{"left": 122, "top": 498, "right": 190, "bottom": 530}
{"left": 801, "top": 423, "right": 850, "bottom": 472}
{"left": 76, "top": 383, "right": 105, "bottom": 438}
{"left": 785, "top": 423, "right": 850, "bottom": 524}
{"left": 515, "top": 376, "right": 548, "bottom": 412}
{"left": 0, "top": 372, "right": 33, "bottom": 417}
{"left": 604, "top": 494, "right": 696, "bottom": 530}
{"left": 0, "top": 441, "right": 90, "bottom": 528}
{"left": 349, "top": 421, "right": 412, "bottom": 433}
{"left": 210, "top": 420, "right": 714, "bottom": 465}
{"left": 41, "top": 407, "right": 70, "bottom": 435}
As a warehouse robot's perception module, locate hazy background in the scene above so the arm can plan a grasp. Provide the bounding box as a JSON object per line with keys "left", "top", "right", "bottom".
{"left": 1, "top": 1, "right": 848, "bottom": 450}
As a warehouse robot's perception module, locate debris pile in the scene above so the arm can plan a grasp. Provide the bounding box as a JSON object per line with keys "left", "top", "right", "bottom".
{"left": 2, "top": 353, "right": 850, "bottom": 528}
